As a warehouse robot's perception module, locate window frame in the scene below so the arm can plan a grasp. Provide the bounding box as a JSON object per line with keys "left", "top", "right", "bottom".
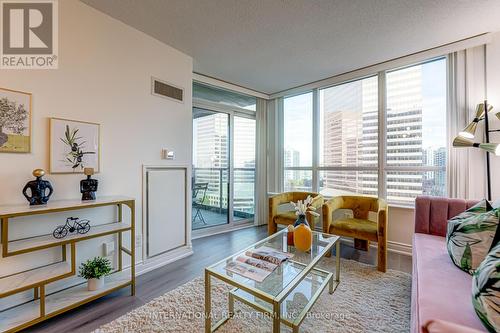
{"left": 279, "top": 57, "right": 448, "bottom": 206}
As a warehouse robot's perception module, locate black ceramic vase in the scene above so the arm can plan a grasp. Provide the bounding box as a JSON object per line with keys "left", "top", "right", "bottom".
{"left": 22, "top": 169, "right": 54, "bottom": 205}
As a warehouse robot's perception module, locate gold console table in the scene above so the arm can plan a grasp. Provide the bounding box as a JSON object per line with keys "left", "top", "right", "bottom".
{"left": 0, "top": 196, "right": 135, "bottom": 333}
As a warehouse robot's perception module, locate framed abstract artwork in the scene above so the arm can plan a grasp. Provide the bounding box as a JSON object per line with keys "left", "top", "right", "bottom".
{"left": 0, "top": 87, "right": 32, "bottom": 153}
{"left": 49, "top": 118, "right": 100, "bottom": 174}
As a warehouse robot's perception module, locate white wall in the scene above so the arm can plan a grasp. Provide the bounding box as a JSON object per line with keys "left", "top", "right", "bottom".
{"left": 0, "top": 0, "right": 192, "bottom": 309}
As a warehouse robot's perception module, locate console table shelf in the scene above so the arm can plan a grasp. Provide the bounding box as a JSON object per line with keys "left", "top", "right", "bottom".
{"left": 5, "top": 222, "right": 131, "bottom": 257}
{"left": 0, "top": 196, "right": 135, "bottom": 333}
{"left": 0, "top": 262, "right": 73, "bottom": 298}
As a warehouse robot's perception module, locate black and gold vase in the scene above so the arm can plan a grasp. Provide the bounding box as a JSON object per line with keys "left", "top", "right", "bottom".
{"left": 80, "top": 168, "right": 98, "bottom": 201}
{"left": 22, "top": 169, "right": 54, "bottom": 205}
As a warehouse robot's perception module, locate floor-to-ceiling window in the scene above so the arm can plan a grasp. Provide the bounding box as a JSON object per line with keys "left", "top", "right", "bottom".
{"left": 280, "top": 57, "right": 448, "bottom": 206}
{"left": 192, "top": 82, "right": 257, "bottom": 231}
{"left": 319, "top": 76, "right": 379, "bottom": 197}
{"left": 283, "top": 92, "right": 313, "bottom": 192}
{"left": 385, "top": 60, "right": 447, "bottom": 204}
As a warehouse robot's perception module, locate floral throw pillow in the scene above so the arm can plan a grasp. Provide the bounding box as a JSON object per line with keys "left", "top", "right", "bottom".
{"left": 472, "top": 241, "right": 500, "bottom": 332}
{"left": 446, "top": 200, "right": 499, "bottom": 274}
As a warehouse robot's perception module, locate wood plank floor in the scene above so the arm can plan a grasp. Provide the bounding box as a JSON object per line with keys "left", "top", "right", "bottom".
{"left": 24, "top": 226, "right": 411, "bottom": 333}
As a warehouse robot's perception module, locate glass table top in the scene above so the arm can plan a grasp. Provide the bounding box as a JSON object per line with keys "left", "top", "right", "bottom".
{"left": 207, "top": 229, "right": 339, "bottom": 299}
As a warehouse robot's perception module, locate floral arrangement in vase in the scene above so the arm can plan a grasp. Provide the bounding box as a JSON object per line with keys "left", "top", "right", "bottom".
{"left": 290, "top": 195, "right": 320, "bottom": 222}
{"left": 289, "top": 196, "right": 319, "bottom": 251}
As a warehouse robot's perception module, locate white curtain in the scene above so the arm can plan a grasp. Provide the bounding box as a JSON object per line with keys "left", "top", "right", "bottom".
{"left": 255, "top": 98, "right": 268, "bottom": 225}
{"left": 447, "top": 45, "right": 487, "bottom": 199}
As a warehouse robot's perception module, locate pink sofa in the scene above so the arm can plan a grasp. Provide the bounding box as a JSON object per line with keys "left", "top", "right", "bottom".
{"left": 411, "top": 196, "right": 486, "bottom": 333}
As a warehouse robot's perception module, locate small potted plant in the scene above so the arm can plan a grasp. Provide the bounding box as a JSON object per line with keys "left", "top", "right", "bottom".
{"left": 79, "top": 257, "right": 112, "bottom": 291}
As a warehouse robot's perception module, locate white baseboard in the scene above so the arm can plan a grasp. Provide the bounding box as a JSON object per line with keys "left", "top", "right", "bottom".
{"left": 340, "top": 237, "right": 412, "bottom": 256}
{"left": 136, "top": 246, "right": 193, "bottom": 276}
{"left": 192, "top": 222, "right": 255, "bottom": 240}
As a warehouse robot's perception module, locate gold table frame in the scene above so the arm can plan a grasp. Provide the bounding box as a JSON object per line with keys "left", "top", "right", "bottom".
{"left": 204, "top": 230, "right": 340, "bottom": 333}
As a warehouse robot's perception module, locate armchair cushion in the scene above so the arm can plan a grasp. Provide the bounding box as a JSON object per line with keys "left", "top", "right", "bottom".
{"left": 330, "top": 217, "right": 378, "bottom": 241}
{"left": 273, "top": 211, "right": 297, "bottom": 226}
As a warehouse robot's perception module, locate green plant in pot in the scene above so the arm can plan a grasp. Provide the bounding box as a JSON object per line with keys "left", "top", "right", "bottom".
{"left": 79, "top": 257, "right": 112, "bottom": 291}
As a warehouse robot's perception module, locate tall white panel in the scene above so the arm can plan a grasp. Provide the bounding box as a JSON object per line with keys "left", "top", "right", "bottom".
{"left": 147, "top": 168, "right": 187, "bottom": 258}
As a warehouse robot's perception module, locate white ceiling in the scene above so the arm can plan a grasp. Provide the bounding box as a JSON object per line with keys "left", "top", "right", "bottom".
{"left": 81, "top": 0, "right": 500, "bottom": 95}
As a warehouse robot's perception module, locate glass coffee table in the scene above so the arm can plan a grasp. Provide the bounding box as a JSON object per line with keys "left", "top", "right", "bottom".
{"left": 204, "top": 229, "right": 341, "bottom": 333}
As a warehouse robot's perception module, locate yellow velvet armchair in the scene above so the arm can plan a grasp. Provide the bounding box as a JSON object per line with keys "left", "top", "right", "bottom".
{"left": 322, "top": 196, "right": 388, "bottom": 272}
{"left": 268, "top": 192, "right": 323, "bottom": 235}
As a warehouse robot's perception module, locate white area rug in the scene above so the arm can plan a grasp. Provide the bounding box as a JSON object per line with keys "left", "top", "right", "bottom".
{"left": 94, "top": 258, "right": 411, "bottom": 333}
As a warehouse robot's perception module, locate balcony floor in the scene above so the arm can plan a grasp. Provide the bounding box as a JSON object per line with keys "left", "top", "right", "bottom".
{"left": 191, "top": 207, "right": 253, "bottom": 230}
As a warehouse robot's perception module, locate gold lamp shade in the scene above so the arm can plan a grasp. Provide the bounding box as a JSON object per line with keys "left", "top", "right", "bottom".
{"left": 458, "top": 103, "right": 488, "bottom": 138}
{"left": 453, "top": 136, "right": 475, "bottom": 148}
{"left": 458, "top": 122, "right": 477, "bottom": 139}
{"left": 453, "top": 136, "right": 500, "bottom": 156}
{"left": 458, "top": 103, "right": 495, "bottom": 138}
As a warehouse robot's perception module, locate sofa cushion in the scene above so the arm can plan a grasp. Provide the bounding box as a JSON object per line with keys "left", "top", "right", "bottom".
{"left": 472, "top": 241, "right": 500, "bottom": 332}
{"left": 446, "top": 201, "right": 499, "bottom": 274}
{"left": 413, "top": 233, "right": 486, "bottom": 331}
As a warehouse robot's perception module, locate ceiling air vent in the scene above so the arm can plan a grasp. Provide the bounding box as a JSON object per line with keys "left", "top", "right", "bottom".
{"left": 151, "top": 77, "right": 184, "bottom": 103}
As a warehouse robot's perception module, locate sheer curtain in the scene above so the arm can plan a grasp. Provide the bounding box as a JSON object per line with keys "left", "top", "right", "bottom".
{"left": 447, "top": 45, "right": 487, "bottom": 199}
{"left": 255, "top": 98, "right": 268, "bottom": 225}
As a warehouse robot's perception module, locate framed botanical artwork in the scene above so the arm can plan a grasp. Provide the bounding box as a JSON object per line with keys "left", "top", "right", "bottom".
{"left": 0, "top": 87, "right": 32, "bottom": 153}
{"left": 49, "top": 118, "right": 100, "bottom": 174}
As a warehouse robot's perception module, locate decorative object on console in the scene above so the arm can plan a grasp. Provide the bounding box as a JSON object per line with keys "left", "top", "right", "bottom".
{"left": 53, "top": 217, "right": 91, "bottom": 239}
{"left": 453, "top": 100, "right": 499, "bottom": 200}
{"left": 81, "top": 167, "right": 98, "bottom": 200}
{"left": 22, "top": 169, "right": 53, "bottom": 205}
{"left": 50, "top": 118, "right": 100, "bottom": 174}
{"left": 79, "top": 256, "right": 112, "bottom": 291}
{"left": 0, "top": 87, "right": 31, "bottom": 153}
{"left": 446, "top": 200, "right": 499, "bottom": 274}
{"left": 472, "top": 241, "right": 500, "bottom": 332}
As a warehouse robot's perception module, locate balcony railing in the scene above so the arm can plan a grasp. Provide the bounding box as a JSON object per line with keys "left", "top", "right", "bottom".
{"left": 192, "top": 167, "right": 255, "bottom": 218}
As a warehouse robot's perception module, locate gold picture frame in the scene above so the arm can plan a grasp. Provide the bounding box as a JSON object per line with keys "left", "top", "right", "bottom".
{"left": 0, "top": 87, "right": 32, "bottom": 153}
{"left": 49, "top": 117, "right": 101, "bottom": 174}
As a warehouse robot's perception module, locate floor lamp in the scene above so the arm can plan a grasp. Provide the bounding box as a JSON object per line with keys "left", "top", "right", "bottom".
{"left": 453, "top": 100, "right": 500, "bottom": 200}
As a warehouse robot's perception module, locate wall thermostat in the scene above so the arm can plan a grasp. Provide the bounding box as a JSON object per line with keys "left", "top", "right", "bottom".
{"left": 161, "top": 149, "right": 175, "bottom": 160}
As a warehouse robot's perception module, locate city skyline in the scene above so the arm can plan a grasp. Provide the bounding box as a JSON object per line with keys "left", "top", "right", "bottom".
{"left": 284, "top": 58, "right": 447, "bottom": 203}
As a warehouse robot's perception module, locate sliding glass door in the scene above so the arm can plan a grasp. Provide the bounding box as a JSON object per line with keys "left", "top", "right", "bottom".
{"left": 233, "top": 116, "right": 256, "bottom": 222}
{"left": 192, "top": 108, "right": 256, "bottom": 231}
{"left": 192, "top": 108, "right": 229, "bottom": 229}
